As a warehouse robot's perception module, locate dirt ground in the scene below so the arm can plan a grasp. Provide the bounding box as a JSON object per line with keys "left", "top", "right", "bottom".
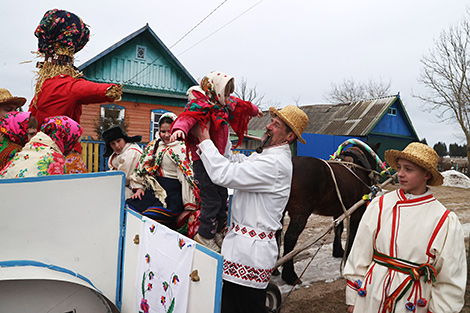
{"left": 277, "top": 184, "right": 470, "bottom": 313}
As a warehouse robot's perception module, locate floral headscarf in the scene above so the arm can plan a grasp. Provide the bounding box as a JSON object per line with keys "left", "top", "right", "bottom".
{"left": 158, "top": 112, "right": 177, "bottom": 127}
{"left": 0, "top": 112, "right": 31, "bottom": 146}
{"left": 35, "top": 9, "right": 90, "bottom": 54}
{"left": 188, "top": 71, "right": 234, "bottom": 107}
{"left": 41, "top": 116, "right": 83, "bottom": 155}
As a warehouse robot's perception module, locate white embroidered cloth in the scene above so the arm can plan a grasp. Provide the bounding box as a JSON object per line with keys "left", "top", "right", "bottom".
{"left": 136, "top": 218, "right": 196, "bottom": 313}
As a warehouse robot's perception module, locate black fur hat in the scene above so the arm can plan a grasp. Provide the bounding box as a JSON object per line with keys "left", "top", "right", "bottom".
{"left": 102, "top": 126, "right": 141, "bottom": 157}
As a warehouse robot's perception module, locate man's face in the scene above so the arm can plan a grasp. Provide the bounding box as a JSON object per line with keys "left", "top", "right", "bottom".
{"left": 263, "top": 116, "right": 294, "bottom": 147}
{"left": 0, "top": 104, "right": 18, "bottom": 117}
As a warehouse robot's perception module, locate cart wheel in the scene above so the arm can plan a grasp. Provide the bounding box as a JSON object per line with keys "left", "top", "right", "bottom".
{"left": 265, "top": 282, "right": 282, "bottom": 312}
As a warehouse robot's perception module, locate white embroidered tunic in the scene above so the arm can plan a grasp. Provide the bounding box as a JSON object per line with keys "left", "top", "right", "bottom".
{"left": 197, "top": 140, "right": 292, "bottom": 289}
{"left": 344, "top": 189, "right": 466, "bottom": 313}
{"left": 108, "top": 142, "right": 142, "bottom": 198}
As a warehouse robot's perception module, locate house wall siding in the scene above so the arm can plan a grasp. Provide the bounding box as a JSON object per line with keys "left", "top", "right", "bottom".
{"left": 297, "top": 133, "right": 366, "bottom": 160}
{"left": 81, "top": 101, "right": 185, "bottom": 141}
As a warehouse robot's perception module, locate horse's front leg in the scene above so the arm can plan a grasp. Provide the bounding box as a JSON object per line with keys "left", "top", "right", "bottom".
{"left": 333, "top": 219, "right": 345, "bottom": 258}
{"left": 281, "top": 212, "right": 309, "bottom": 285}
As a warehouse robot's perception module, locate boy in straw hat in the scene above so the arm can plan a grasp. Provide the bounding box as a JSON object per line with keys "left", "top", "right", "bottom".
{"left": 344, "top": 142, "right": 466, "bottom": 313}
{"left": 0, "top": 88, "right": 26, "bottom": 117}
{"left": 191, "top": 104, "right": 309, "bottom": 313}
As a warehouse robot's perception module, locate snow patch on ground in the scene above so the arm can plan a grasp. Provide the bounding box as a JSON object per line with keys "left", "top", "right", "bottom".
{"left": 442, "top": 170, "right": 470, "bottom": 188}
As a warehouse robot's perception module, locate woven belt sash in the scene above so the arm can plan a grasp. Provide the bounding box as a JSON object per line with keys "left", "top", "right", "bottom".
{"left": 373, "top": 250, "right": 437, "bottom": 313}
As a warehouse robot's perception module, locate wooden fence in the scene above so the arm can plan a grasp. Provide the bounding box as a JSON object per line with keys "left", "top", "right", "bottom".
{"left": 80, "top": 139, "right": 255, "bottom": 173}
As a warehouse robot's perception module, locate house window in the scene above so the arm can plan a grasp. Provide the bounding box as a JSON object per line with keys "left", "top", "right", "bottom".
{"left": 99, "top": 104, "right": 126, "bottom": 134}
{"left": 150, "top": 109, "right": 170, "bottom": 141}
{"left": 388, "top": 108, "right": 397, "bottom": 116}
{"left": 136, "top": 45, "right": 147, "bottom": 60}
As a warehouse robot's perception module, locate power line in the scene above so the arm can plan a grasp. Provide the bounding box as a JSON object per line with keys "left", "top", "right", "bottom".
{"left": 170, "top": 0, "right": 229, "bottom": 50}
{"left": 177, "top": 0, "right": 264, "bottom": 57}
{"left": 125, "top": 0, "right": 230, "bottom": 84}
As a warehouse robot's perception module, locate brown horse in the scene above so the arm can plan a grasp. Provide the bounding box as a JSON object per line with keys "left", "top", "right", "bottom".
{"left": 281, "top": 144, "right": 380, "bottom": 285}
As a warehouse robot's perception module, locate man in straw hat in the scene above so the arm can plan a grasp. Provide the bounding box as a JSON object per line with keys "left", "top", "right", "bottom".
{"left": 0, "top": 88, "right": 26, "bottom": 117}
{"left": 343, "top": 142, "right": 466, "bottom": 313}
{"left": 191, "top": 104, "right": 309, "bottom": 313}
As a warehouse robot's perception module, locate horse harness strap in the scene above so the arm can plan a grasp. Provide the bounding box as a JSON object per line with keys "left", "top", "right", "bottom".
{"left": 339, "top": 163, "right": 373, "bottom": 191}
{"left": 321, "top": 159, "right": 348, "bottom": 217}
{"left": 327, "top": 159, "right": 380, "bottom": 177}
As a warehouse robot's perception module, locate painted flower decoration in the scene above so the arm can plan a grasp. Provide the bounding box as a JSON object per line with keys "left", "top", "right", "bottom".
{"left": 178, "top": 238, "right": 185, "bottom": 249}
{"left": 149, "top": 224, "right": 156, "bottom": 233}
{"left": 149, "top": 272, "right": 154, "bottom": 280}
{"left": 140, "top": 298, "right": 149, "bottom": 313}
{"left": 161, "top": 296, "right": 166, "bottom": 305}
{"left": 145, "top": 254, "right": 150, "bottom": 263}
{"left": 147, "top": 283, "right": 153, "bottom": 291}
{"left": 162, "top": 281, "right": 169, "bottom": 291}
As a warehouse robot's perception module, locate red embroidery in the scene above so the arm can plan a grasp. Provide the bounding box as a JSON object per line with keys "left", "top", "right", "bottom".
{"left": 223, "top": 260, "right": 274, "bottom": 283}
{"left": 231, "top": 223, "right": 276, "bottom": 240}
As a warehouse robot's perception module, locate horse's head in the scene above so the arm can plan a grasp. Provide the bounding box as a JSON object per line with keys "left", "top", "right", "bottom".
{"left": 338, "top": 142, "right": 381, "bottom": 183}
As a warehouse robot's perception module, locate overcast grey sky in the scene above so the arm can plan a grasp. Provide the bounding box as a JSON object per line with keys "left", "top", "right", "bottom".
{"left": 1, "top": 0, "right": 468, "bottom": 147}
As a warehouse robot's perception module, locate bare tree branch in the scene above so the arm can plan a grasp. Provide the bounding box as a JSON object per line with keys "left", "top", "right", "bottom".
{"left": 324, "top": 77, "right": 391, "bottom": 104}
{"left": 233, "top": 77, "right": 265, "bottom": 108}
{"left": 414, "top": 8, "right": 470, "bottom": 166}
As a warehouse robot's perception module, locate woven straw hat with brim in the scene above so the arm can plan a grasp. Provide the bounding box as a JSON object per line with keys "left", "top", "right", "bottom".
{"left": 0, "top": 89, "right": 26, "bottom": 108}
{"left": 384, "top": 142, "right": 444, "bottom": 186}
{"left": 269, "top": 105, "right": 309, "bottom": 144}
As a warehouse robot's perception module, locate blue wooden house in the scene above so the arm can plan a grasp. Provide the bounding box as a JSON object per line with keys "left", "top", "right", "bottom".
{"left": 78, "top": 24, "right": 197, "bottom": 142}
{"left": 248, "top": 94, "right": 419, "bottom": 160}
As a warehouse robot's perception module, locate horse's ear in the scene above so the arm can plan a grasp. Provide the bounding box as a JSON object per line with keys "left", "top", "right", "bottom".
{"left": 367, "top": 142, "right": 381, "bottom": 152}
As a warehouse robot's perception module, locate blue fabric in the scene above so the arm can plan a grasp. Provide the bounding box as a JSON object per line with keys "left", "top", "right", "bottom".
{"left": 126, "top": 176, "right": 184, "bottom": 227}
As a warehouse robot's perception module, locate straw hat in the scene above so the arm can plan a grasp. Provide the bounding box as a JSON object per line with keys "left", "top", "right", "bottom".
{"left": 269, "top": 105, "right": 309, "bottom": 144}
{"left": 384, "top": 142, "right": 444, "bottom": 186}
{"left": 0, "top": 89, "right": 26, "bottom": 108}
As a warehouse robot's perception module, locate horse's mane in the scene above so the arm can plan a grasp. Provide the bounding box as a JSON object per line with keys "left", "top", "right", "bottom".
{"left": 339, "top": 146, "right": 373, "bottom": 169}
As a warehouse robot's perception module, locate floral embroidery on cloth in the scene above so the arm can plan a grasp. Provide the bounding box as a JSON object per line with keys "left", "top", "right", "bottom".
{"left": 65, "top": 151, "right": 88, "bottom": 174}
{"left": 179, "top": 71, "right": 258, "bottom": 149}
{"left": 0, "top": 111, "right": 31, "bottom": 146}
{"left": 136, "top": 218, "right": 196, "bottom": 313}
{"left": 134, "top": 140, "right": 200, "bottom": 206}
{"left": 0, "top": 132, "right": 66, "bottom": 178}
{"left": 35, "top": 9, "right": 90, "bottom": 55}
{"left": 41, "top": 115, "right": 83, "bottom": 155}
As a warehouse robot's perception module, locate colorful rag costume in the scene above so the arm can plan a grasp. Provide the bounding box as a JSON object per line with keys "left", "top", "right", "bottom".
{"left": 197, "top": 139, "right": 293, "bottom": 289}
{"left": 108, "top": 142, "right": 143, "bottom": 199}
{"left": 30, "top": 9, "right": 121, "bottom": 154}
{"left": 127, "top": 139, "right": 199, "bottom": 228}
{"left": 30, "top": 74, "right": 118, "bottom": 130}
{"left": 0, "top": 112, "right": 31, "bottom": 170}
{"left": 0, "top": 116, "right": 83, "bottom": 178}
{"left": 343, "top": 189, "right": 466, "bottom": 313}
{"left": 171, "top": 71, "right": 259, "bottom": 161}
{"left": 172, "top": 71, "right": 259, "bottom": 241}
